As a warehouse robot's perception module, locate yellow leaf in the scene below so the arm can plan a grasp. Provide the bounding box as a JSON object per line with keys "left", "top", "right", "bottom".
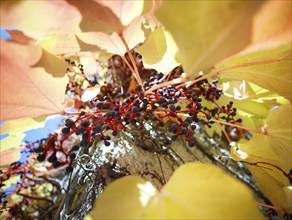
{"left": 217, "top": 43, "right": 292, "bottom": 102}
{"left": 0, "top": 116, "right": 46, "bottom": 134}
{"left": 37, "top": 34, "right": 82, "bottom": 55}
{"left": 0, "top": 132, "right": 25, "bottom": 152}
{"left": 216, "top": 95, "right": 270, "bottom": 119}
{"left": 266, "top": 104, "right": 292, "bottom": 169}
{"left": 90, "top": 163, "right": 263, "bottom": 219}
{"left": 89, "top": 176, "right": 157, "bottom": 219}
{"left": 145, "top": 163, "right": 263, "bottom": 219}
{"left": 136, "top": 27, "right": 179, "bottom": 74}
{"left": 231, "top": 133, "right": 291, "bottom": 213}
{"left": 136, "top": 27, "right": 167, "bottom": 64}
{"left": 155, "top": 1, "right": 262, "bottom": 75}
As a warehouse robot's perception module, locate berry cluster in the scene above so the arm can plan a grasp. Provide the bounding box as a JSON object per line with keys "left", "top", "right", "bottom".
{"left": 33, "top": 75, "right": 242, "bottom": 172}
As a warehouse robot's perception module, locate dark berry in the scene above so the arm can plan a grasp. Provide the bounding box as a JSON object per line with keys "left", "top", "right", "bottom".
{"left": 66, "top": 166, "right": 73, "bottom": 174}
{"left": 34, "top": 146, "right": 44, "bottom": 153}
{"left": 70, "top": 153, "right": 76, "bottom": 161}
{"left": 136, "top": 85, "right": 142, "bottom": 91}
{"left": 103, "top": 102, "right": 110, "bottom": 109}
{"left": 171, "top": 136, "right": 177, "bottom": 141}
{"left": 53, "top": 161, "right": 62, "bottom": 168}
{"left": 181, "top": 128, "right": 188, "bottom": 135}
{"left": 62, "top": 127, "right": 70, "bottom": 135}
{"left": 169, "top": 104, "right": 176, "bottom": 111}
{"left": 104, "top": 141, "right": 111, "bottom": 146}
{"left": 37, "top": 153, "right": 46, "bottom": 162}
{"left": 48, "top": 155, "right": 57, "bottom": 163}
{"left": 75, "top": 127, "right": 86, "bottom": 135}
{"left": 188, "top": 141, "right": 195, "bottom": 147}
{"left": 81, "top": 121, "right": 90, "bottom": 127}
{"left": 80, "top": 139, "right": 89, "bottom": 147}
{"left": 72, "top": 145, "right": 80, "bottom": 151}
{"left": 65, "top": 119, "right": 75, "bottom": 128}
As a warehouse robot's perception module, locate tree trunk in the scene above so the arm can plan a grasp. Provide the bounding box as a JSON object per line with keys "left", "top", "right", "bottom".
{"left": 53, "top": 122, "right": 267, "bottom": 220}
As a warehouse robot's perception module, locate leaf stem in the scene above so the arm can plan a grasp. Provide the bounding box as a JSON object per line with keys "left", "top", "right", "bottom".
{"left": 210, "top": 118, "right": 266, "bottom": 135}
{"left": 119, "top": 35, "right": 143, "bottom": 88}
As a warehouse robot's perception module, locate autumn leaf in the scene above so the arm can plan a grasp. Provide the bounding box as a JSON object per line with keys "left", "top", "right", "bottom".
{"left": 230, "top": 103, "right": 292, "bottom": 214}
{"left": 266, "top": 103, "right": 292, "bottom": 170}
{"left": 0, "top": 40, "right": 68, "bottom": 120}
{"left": 77, "top": 16, "right": 145, "bottom": 57}
{"left": 136, "top": 27, "right": 179, "bottom": 74}
{"left": 155, "top": 1, "right": 262, "bottom": 75}
{"left": 252, "top": 0, "right": 292, "bottom": 44}
{"left": 0, "top": 0, "right": 81, "bottom": 39}
{"left": 89, "top": 163, "right": 263, "bottom": 219}
{"left": 217, "top": 43, "right": 292, "bottom": 102}
{"left": 6, "top": 29, "right": 34, "bottom": 44}
{"left": 99, "top": 0, "right": 144, "bottom": 27}
{"left": 66, "top": 0, "right": 124, "bottom": 34}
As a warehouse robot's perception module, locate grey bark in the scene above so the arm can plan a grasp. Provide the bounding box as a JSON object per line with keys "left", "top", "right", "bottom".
{"left": 52, "top": 121, "right": 266, "bottom": 220}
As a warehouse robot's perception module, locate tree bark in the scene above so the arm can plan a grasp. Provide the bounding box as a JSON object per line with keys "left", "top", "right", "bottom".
{"left": 53, "top": 122, "right": 267, "bottom": 220}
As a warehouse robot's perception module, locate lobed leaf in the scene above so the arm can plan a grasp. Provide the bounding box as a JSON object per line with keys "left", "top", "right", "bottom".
{"left": 89, "top": 176, "right": 157, "bottom": 219}
{"left": 77, "top": 16, "right": 146, "bottom": 57}
{"left": 266, "top": 104, "right": 292, "bottom": 169}
{"left": 230, "top": 110, "right": 292, "bottom": 213}
{"left": 0, "top": 40, "right": 68, "bottom": 121}
{"left": 217, "top": 44, "right": 292, "bottom": 102}
{"left": 136, "top": 27, "right": 179, "bottom": 74}
{"left": 89, "top": 163, "right": 263, "bottom": 219}
{"left": 99, "top": 0, "right": 144, "bottom": 26}
{"left": 155, "top": 1, "right": 262, "bottom": 75}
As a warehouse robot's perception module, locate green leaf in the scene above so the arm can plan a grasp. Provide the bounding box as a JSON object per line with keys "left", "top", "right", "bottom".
{"left": 89, "top": 163, "right": 264, "bottom": 219}
{"left": 155, "top": 1, "right": 262, "bottom": 75}
{"left": 136, "top": 27, "right": 179, "bottom": 74}
{"left": 217, "top": 43, "right": 292, "bottom": 102}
